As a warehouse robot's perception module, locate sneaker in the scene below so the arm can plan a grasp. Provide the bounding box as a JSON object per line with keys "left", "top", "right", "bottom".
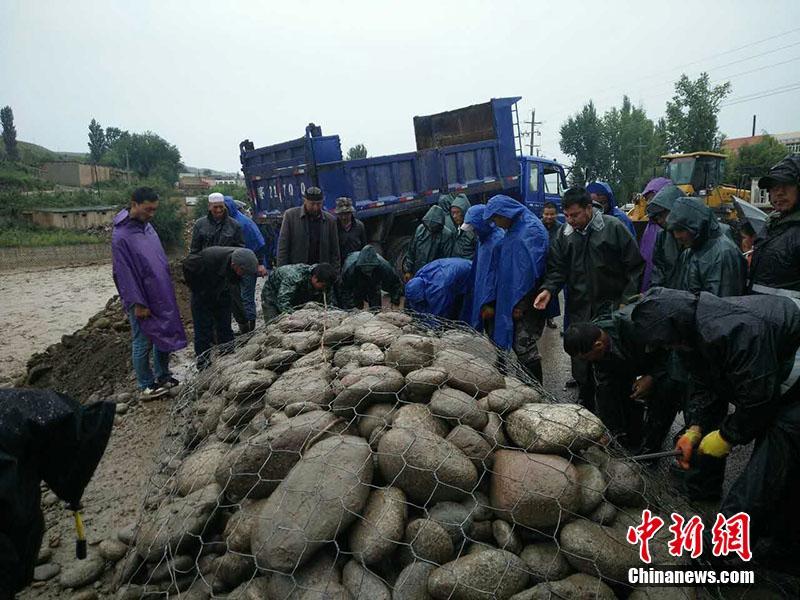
{"left": 139, "top": 386, "right": 168, "bottom": 401}
{"left": 156, "top": 376, "right": 180, "bottom": 389}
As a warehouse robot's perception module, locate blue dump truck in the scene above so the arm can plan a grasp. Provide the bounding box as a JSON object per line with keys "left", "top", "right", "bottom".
{"left": 239, "top": 97, "right": 567, "bottom": 268}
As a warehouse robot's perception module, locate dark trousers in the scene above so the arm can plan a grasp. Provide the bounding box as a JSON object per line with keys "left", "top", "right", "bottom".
{"left": 191, "top": 290, "right": 234, "bottom": 369}
{"left": 486, "top": 309, "right": 544, "bottom": 383}
{"left": 572, "top": 356, "right": 596, "bottom": 412}
{"left": 593, "top": 364, "right": 644, "bottom": 450}
{"left": 720, "top": 400, "right": 800, "bottom": 549}
{"left": 230, "top": 280, "right": 246, "bottom": 326}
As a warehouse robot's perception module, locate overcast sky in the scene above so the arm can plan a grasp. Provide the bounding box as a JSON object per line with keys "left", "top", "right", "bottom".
{"left": 2, "top": 0, "right": 799, "bottom": 173}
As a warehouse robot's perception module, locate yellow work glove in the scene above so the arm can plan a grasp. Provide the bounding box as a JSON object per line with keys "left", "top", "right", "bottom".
{"left": 698, "top": 430, "right": 732, "bottom": 458}
{"left": 675, "top": 428, "right": 702, "bottom": 470}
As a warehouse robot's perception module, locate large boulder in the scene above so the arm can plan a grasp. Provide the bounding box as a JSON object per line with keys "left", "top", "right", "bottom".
{"left": 518, "top": 543, "right": 573, "bottom": 583}
{"left": 215, "top": 410, "right": 344, "bottom": 500}
{"left": 434, "top": 331, "right": 497, "bottom": 364}
{"left": 225, "top": 369, "right": 278, "bottom": 403}
{"left": 427, "top": 501, "right": 475, "bottom": 547}
{"left": 378, "top": 427, "right": 478, "bottom": 504}
{"left": 222, "top": 498, "right": 269, "bottom": 552}
{"left": 574, "top": 463, "right": 606, "bottom": 515}
{"left": 485, "top": 387, "right": 541, "bottom": 415}
{"left": 393, "top": 562, "right": 436, "bottom": 600}
{"left": 509, "top": 574, "right": 616, "bottom": 600}
{"left": 427, "top": 549, "right": 529, "bottom": 600}
{"left": 355, "top": 321, "right": 402, "bottom": 348}
{"left": 282, "top": 330, "right": 323, "bottom": 354}
{"left": 358, "top": 343, "right": 385, "bottom": 367}
{"left": 490, "top": 450, "right": 582, "bottom": 530}
{"left": 293, "top": 347, "right": 335, "bottom": 369}
{"left": 392, "top": 404, "right": 449, "bottom": 438}
{"left": 433, "top": 349, "right": 504, "bottom": 396}
{"left": 265, "top": 549, "right": 341, "bottom": 599}
{"left": 331, "top": 366, "right": 405, "bottom": 416}
{"left": 358, "top": 403, "right": 397, "bottom": 440}
{"left": 401, "top": 518, "right": 455, "bottom": 565}
{"left": 405, "top": 367, "right": 450, "bottom": 401}
{"left": 504, "top": 404, "right": 605, "bottom": 453}
{"left": 175, "top": 441, "right": 227, "bottom": 497}
{"left": 603, "top": 458, "right": 646, "bottom": 506}
{"left": 265, "top": 364, "right": 334, "bottom": 409}
{"left": 136, "top": 484, "right": 220, "bottom": 561}
{"left": 251, "top": 436, "right": 373, "bottom": 572}
{"left": 349, "top": 487, "right": 408, "bottom": 565}
{"left": 342, "top": 560, "right": 391, "bottom": 600}
{"left": 385, "top": 335, "right": 435, "bottom": 374}
{"left": 429, "top": 388, "right": 488, "bottom": 430}
{"left": 559, "top": 520, "right": 645, "bottom": 583}
{"left": 446, "top": 425, "right": 493, "bottom": 471}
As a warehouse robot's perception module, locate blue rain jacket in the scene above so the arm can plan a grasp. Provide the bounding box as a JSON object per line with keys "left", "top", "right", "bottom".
{"left": 463, "top": 204, "right": 504, "bottom": 330}
{"left": 404, "top": 258, "right": 473, "bottom": 318}
{"left": 224, "top": 196, "right": 267, "bottom": 265}
{"left": 483, "top": 195, "right": 549, "bottom": 349}
{"left": 586, "top": 182, "right": 636, "bottom": 237}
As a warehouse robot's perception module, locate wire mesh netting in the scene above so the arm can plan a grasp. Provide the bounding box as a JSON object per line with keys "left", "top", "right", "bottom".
{"left": 112, "top": 303, "right": 770, "bottom": 599}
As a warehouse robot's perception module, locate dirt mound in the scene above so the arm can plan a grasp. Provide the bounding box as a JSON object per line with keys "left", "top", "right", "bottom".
{"left": 24, "top": 260, "right": 193, "bottom": 402}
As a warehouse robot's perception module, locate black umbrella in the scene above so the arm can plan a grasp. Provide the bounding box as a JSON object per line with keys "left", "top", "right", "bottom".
{"left": 733, "top": 196, "right": 768, "bottom": 237}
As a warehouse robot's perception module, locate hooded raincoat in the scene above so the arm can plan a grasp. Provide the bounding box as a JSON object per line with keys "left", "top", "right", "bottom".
{"left": 338, "top": 245, "right": 403, "bottom": 309}
{"left": 0, "top": 390, "right": 114, "bottom": 596}
{"left": 223, "top": 197, "right": 266, "bottom": 265}
{"left": 749, "top": 206, "right": 800, "bottom": 295}
{"left": 189, "top": 204, "right": 244, "bottom": 253}
{"left": 646, "top": 185, "right": 685, "bottom": 289}
{"left": 404, "top": 258, "right": 472, "bottom": 319}
{"left": 261, "top": 264, "right": 332, "bottom": 322}
{"left": 402, "top": 205, "right": 454, "bottom": 276}
{"left": 639, "top": 177, "right": 673, "bottom": 291}
{"left": 586, "top": 181, "right": 636, "bottom": 237}
{"left": 542, "top": 208, "right": 644, "bottom": 323}
{"left": 447, "top": 195, "right": 476, "bottom": 259}
{"left": 463, "top": 205, "right": 504, "bottom": 330}
{"left": 667, "top": 198, "right": 746, "bottom": 297}
{"left": 483, "top": 195, "right": 549, "bottom": 350}
{"left": 112, "top": 209, "right": 187, "bottom": 352}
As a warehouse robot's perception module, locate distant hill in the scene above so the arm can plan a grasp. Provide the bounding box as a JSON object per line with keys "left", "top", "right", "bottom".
{"left": 183, "top": 165, "right": 240, "bottom": 178}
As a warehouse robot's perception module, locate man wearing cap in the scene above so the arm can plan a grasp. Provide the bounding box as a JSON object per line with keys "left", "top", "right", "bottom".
{"left": 277, "top": 186, "right": 341, "bottom": 272}
{"left": 335, "top": 197, "right": 367, "bottom": 261}
{"left": 182, "top": 246, "right": 258, "bottom": 370}
{"left": 261, "top": 263, "right": 338, "bottom": 322}
{"left": 190, "top": 192, "right": 244, "bottom": 253}
{"left": 749, "top": 153, "right": 800, "bottom": 297}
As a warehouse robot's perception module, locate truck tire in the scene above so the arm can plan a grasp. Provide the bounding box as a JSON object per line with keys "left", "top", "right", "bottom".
{"left": 386, "top": 235, "right": 412, "bottom": 275}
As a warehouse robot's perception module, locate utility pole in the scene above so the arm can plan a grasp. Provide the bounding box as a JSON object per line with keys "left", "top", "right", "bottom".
{"left": 524, "top": 109, "right": 542, "bottom": 156}
{"left": 636, "top": 137, "right": 647, "bottom": 191}
{"left": 752, "top": 115, "right": 756, "bottom": 137}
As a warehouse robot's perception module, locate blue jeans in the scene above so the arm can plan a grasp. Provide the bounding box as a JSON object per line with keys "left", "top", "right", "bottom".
{"left": 129, "top": 307, "right": 171, "bottom": 389}
{"left": 240, "top": 274, "right": 257, "bottom": 321}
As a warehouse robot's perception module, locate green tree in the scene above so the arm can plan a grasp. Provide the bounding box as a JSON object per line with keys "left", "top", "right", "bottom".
{"left": 1, "top": 106, "right": 19, "bottom": 161}
{"left": 603, "top": 96, "right": 659, "bottom": 201}
{"left": 346, "top": 144, "right": 368, "bottom": 160}
{"left": 664, "top": 73, "right": 731, "bottom": 153}
{"left": 102, "top": 128, "right": 183, "bottom": 184}
{"left": 559, "top": 101, "right": 611, "bottom": 186}
{"left": 725, "top": 135, "right": 789, "bottom": 186}
{"left": 88, "top": 118, "right": 107, "bottom": 164}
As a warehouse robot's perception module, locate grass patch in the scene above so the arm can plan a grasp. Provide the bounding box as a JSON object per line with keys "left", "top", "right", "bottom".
{"left": 0, "top": 226, "right": 107, "bottom": 247}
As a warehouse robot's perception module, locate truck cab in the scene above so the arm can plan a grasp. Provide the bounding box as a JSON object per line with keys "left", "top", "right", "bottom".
{"left": 522, "top": 156, "right": 567, "bottom": 215}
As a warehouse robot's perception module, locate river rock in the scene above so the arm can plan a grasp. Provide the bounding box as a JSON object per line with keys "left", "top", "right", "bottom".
{"left": 378, "top": 427, "right": 478, "bottom": 504}
{"left": 334, "top": 346, "right": 361, "bottom": 367}
{"left": 342, "top": 560, "right": 391, "bottom": 600}
{"left": 435, "top": 331, "right": 497, "bottom": 364}
{"left": 559, "top": 520, "right": 640, "bottom": 582}
{"left": 282, "top": 331, "right": 323, "bottom": 354}
{"left": 265, "top": 365, "right": 334, "bottom": 409}
{"left": 222, "top": 499, "right": 270, "bottom": 552}
{"left": 324, "top": 323, "right": 356, "bottom": 345}
{"left": 257, "top": 349, "right": 298, "bottom": 372}
{"left": 481, "top": 413, "right": 509, "bottom": 447}
{"left": 429, "top": 387, "right": 488, "bottom": 430}
{"left": 292, "top": 347, "right": 335, "bottom": 369}
{"left": 349, "top": 486, "right": 407, "bottom": 564}
{"left": 492, "top": 520, "right": 522, "bottom": 554}
{"left": 433, "top": 349, "right": 504, "bottom": 396}
{"left": 265, "top": 548, "right": 341, "bottom": 599}
{"left": 214, "top": 552, "right": 256, "bottom": 588}
{"left": 226, "top": 369, "right": 278, "bottom": 403}
{"left": 149, "top": 554, "right": 195, "bottom": 583}
{"left": 251, "top": 435, "right": 373, "bottom": 572}
{"left": 331, "top": 366, "right": 405, "bottom": 416}
{"left": 628, "top": 587, "right": 698, "bottom": 599}
{"left": 216, "top": 410, "right": 343, "bottom": 500}
{"left": 392, "top": 404, "right": 449, "bottom": 437}
{"left": 136, "top": 484, "right": 220, "bottom": 561}
{"left": 393, "top": 562, "right": 435, "bottom": 600}
{"left": 401, "top": 519, "right": 454, "bottom": 565}
{"left": 490, "top": 450, "right": 581, "bottom": 530}
{"left": 385, "top": 335, "right": 435, "bottom": 374}
{"left": 59, "top": 557, "right": 105, "bottom": 589}
{"left": 589, "top": 501, "right": 618, "bottom": 525}
{"left": 34, "top": 563, "right": 60, "bottom": 581}
{"left": 603, "top": 458, "right": 646, "bottom": 506}
{"left": 175, "top": 441, "right": 227, "bottom": 497}
{"left": 358, "top": 343, "right": 385, "bottom": 366}
{"left": 98, "top": 538, "right": 129, "bottom": 562}
{"left": 485, "top": 387, "right": 541, "bottom": 415}
{"left": 519, "top": 543, "right": 572, "bottom": 582}
{"left": 505, "top": 403, "right": 605, "bottom": 454}
{"left": 446, "top": 425, "right": 493, "bottom": 471}
{"left": 285, "top": 401, "right": 325, "bottom": 417}
{"left": 299, "top": 582, "right": 352, "bottom": 600}
{"left": 355, "top": 321, "right": 402, "bottom": 348}
{"left": 405, "top": 367, "right": 450, "bottom": 401}
{"left": 509, "top": 573, "right": 616, "bottom": 600}
{"left": 376, "top": 311, "right": 413, "bottom": 327}
{"left": 461, "top": 491, "right": 493, "bottom": 522}
{"left": 428, "top": 501, "right": 474, "bottom": 547}
{"left": 357, "top": 403, "right": 396, "bottom": 440}
{"left": 574, "top": 463, "right": 606, "bottom": 515}
{"left": 428, "top": 549, "right": 529, "bottom": 600}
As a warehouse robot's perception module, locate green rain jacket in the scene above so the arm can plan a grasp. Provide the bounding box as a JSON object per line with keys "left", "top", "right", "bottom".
{"left": 338, "top": 245, "right": 403, "bottom": 309}
{"left": 448, "top": 195, "right": 476, "bottom": 259}
{"left": 647, "top": 185, "right": 685, "bottom": 289}
{"left": 261, "top": 264, "right": 332, "bottom": 322}
{"left": 403, "top": 205, "right": 454, "bottom": 276}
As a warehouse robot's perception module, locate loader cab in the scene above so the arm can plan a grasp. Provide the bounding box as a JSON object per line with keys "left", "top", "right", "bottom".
{"left": 523, "top": 157, "right": 568, "bottom": 216}
{"left": 663, "top": 152, "right": 726, "bottom": 196}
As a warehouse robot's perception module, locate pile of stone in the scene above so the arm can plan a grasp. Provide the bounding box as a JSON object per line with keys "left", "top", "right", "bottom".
{"left": 115, "top": 305, "right": 693, "bottom": 600}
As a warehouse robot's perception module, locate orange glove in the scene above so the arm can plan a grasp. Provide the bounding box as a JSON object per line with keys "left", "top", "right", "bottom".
{"left": 481, "top": 305, "right": 495, "bottom": 321}
{"left": 675, "top": 428, "right": 702, "bottom": 470}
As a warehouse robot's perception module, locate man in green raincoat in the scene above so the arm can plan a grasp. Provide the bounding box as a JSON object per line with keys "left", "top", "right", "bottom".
{"left": 337, "top": 245, "right": 403, "bottom": 309}
{"left": 260, "top": 263, "right": 337, "bottom": 322}
{"left": 447, "top": 194, "right": 476, "bottom": 259}
{"left": 645, "top": 184, "right": 685, "bottom": 289}
{"left": 403, "top": 205, "right": 454, "bottom": 281}
{"left": 668, "top": 197, "right": 746, "bottom": 297}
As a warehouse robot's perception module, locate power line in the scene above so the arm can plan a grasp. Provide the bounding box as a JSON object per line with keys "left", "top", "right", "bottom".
{"left": 721, "top": 81, "right": 800, "bottom": 107}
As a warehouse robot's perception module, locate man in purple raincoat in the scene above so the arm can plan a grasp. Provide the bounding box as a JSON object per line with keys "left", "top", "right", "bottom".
{"left": 638, "top": 177, "right": 673, "bottom": 291}
{"left": 112, "top": 187, "right": 187, "bottom": 400}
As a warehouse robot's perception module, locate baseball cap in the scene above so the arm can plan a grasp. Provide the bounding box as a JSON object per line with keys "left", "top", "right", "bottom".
{"left": 335, "top": 197, "right": 355, "bottom": 214}
{"left": 759, "top": 154, "right": 800, "bottom": 190}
